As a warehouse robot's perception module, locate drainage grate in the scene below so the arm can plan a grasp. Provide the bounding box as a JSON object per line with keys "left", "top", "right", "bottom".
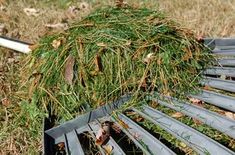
{"left": 43, "top": 38, "right": 235, "bottom": 155}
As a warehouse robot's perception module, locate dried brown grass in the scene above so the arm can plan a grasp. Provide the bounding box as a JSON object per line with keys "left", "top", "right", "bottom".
{"left": 158, "top": 0, "right": 235, "bottom": 37}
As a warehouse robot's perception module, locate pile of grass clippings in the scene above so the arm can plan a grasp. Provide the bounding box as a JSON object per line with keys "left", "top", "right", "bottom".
{"left": 20, "top": 6, "right": 213, "bottom": 121}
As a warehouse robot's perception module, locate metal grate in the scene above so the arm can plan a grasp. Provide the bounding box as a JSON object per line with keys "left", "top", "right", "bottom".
{"left": 43, "top": 38, "right": 235, "bottom": 155}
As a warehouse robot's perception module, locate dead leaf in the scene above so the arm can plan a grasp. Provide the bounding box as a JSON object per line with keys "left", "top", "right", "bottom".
{"left": 188, "top": 97, "right": 204, "bottom": 107}
{"left": 196, "top": 34, "right": 204, "bottom": 43}
{"left": 45, "top": 23, "right": 68, "bottom": 30}
{"left": 171, "top": 112, "right": 184, "bottom": 118}
{"left": 64, "top": 55, "right": 75, "bottom": 85}
{"left": 97, "top": 42, "right": 107, "bottom": 47}
{"left": 23, "top": 8, "right": 40, "bottom": 17}
{"left": 225, "top": 112, "right": 235, "bottom": 120}
{"left": 193, "top": 118, "right": 203, "bottom": 125}
{"left": 96, "top": 122, "right": 110, "bottom": 146}
{"left": 57, "top": 142, "right": 65, "bottom": 151}
{"left": 66, "top": 6, "right": 80, "bottom": 20}
{"left": 143, "top": 53, "right": 154, "bottom": 64}
{"left": 51, "top": 38, "right": 65, "bottom": 49}
{"left": 116, "top": 0, "right": 124, "bottom": 7}
{"left": 135, "top": 117, "right": 144, "bottom": 122}
{"left": 203, "top": 85, "right": 211, "bottom": 90}
{"left": 79, "top": 2, "right": 90, "bottom": 10}
{"left": 51, "top": 39, "right": 61, "bottom": 49}
{"left": 94, "top": 54, "right": 103, "bottom": 72}
{"left": 1, "top": 98, "right": 10, "bottom": 107}
{"left": 103, "top": 145, "right": 113, "bottom": 155}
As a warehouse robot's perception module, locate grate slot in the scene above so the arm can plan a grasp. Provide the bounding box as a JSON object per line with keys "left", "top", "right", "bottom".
{"left": 204, "top": 67, "right": 235, "bottom": 77}
{"left": 190, "top": 90, "right": 235, "bottom": 113}
{"left": 201, "top": 77, "right": 235, "bottom": 93}
{"left": 149, "top": 95, "right": 235, "bottom": 139}
{"left": 134, "top": 105, "right": 235, "bottom": 155}
{"left": 112, "top": 113, "right": 176, "bottom": 155}
{"left": 88, "top": 119, "right": 126, "bottom": 155}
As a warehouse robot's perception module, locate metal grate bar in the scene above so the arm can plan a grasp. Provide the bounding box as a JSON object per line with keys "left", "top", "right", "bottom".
{"left": 212, "top": 49, "right": 235, "bottom": 56}
{"left": 66, "top": 130, "right": 85, "bottom": 155}
{"left": 88, "top": 119, "right": 126, "bottom": 155}
{"left": 112, "top": 113, "right": 176, "bottom": 155}
{"left": 218, "top": 58, "right": 235, "bottom": 67}
{"left": 204, "top": 67, "right": 235, "bottom": 77}
{"left": 201, "top": 77, "right": 235, "bottom": 93}
{"left": 45, "top": 95, "right": 131, "bottom": 139}
{"left": 149, "top": 96, "right": 235, "bottom": 139}
{"left": 191, "top": 90, "right": 235, "bottom": 113}
{"left": 134, "top": 105, "right": 235, "bottom": 155}
{"left": 204, "top": 38, "right": 235, "bottom": 48}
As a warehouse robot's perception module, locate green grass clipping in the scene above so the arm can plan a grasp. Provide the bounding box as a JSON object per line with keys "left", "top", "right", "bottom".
{"left": 20, "top": 6, "right": 214, "bottom": 121}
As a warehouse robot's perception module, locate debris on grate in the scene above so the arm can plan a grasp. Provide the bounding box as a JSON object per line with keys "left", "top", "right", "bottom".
{"left": 43, "top": 38, "right": 235, "bottom": 155}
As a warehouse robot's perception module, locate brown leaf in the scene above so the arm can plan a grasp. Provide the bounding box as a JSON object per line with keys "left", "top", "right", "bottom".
{"left": 1, "top": 98, "right": 10, "bottom": 107}
{"left": 171, "top": 112, "right": 184, "bottom": 118}
{"left": 94, "top": 54, "right": 103, "bottom": 72}
{"left": 103, "top": 145, "right": 113, "bottom": 155}
{"left": 143, "top": 53, "right": 154, "bottom": 64}
{"left": 96, "top": 122, "right": 110, "bottom": 146}
{"left": 45, "top": 23, "right": 68, "bottom": 30}
{"left": 203, "top": 85, "right": 211, "bottom": 90}
{"left": 79, "top": 2, "right": 90, "bottom": 10}
{"left": 57, "top": 142, "right": 65, "bottom": 151}
{"left": 225, "top": 112, "right": 235, "bottom": 120}
{"left": 116, "top": 0, "right": 126, "bottom": 8}
{"left": 23, "top": 8, "right": 40, "bottom": 17}
{"left": 188, "top": 97, "right": 204, "bottom": 107}
{"left": 51, "top": 38, "right": 65, "bottom": 49}
{"left": 135, "top": 116, "right": 144, "bottom": 122}
{"left": 64, "top": 55, "right": 75, "bottom": 85}
{"left": 65, "top": 6, "right": 80, "bottom": 20}
{"left": 193, "top": 118, "right": 203, "bottom": 125}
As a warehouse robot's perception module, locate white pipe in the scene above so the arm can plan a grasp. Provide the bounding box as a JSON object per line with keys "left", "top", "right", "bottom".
{"left": 0, "top": 37, "right": 31, "bottom": 54}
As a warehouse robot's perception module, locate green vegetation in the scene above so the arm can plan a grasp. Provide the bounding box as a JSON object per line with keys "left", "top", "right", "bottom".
{"left": 20, "top": 6, "right": 213, "bottom": 123}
